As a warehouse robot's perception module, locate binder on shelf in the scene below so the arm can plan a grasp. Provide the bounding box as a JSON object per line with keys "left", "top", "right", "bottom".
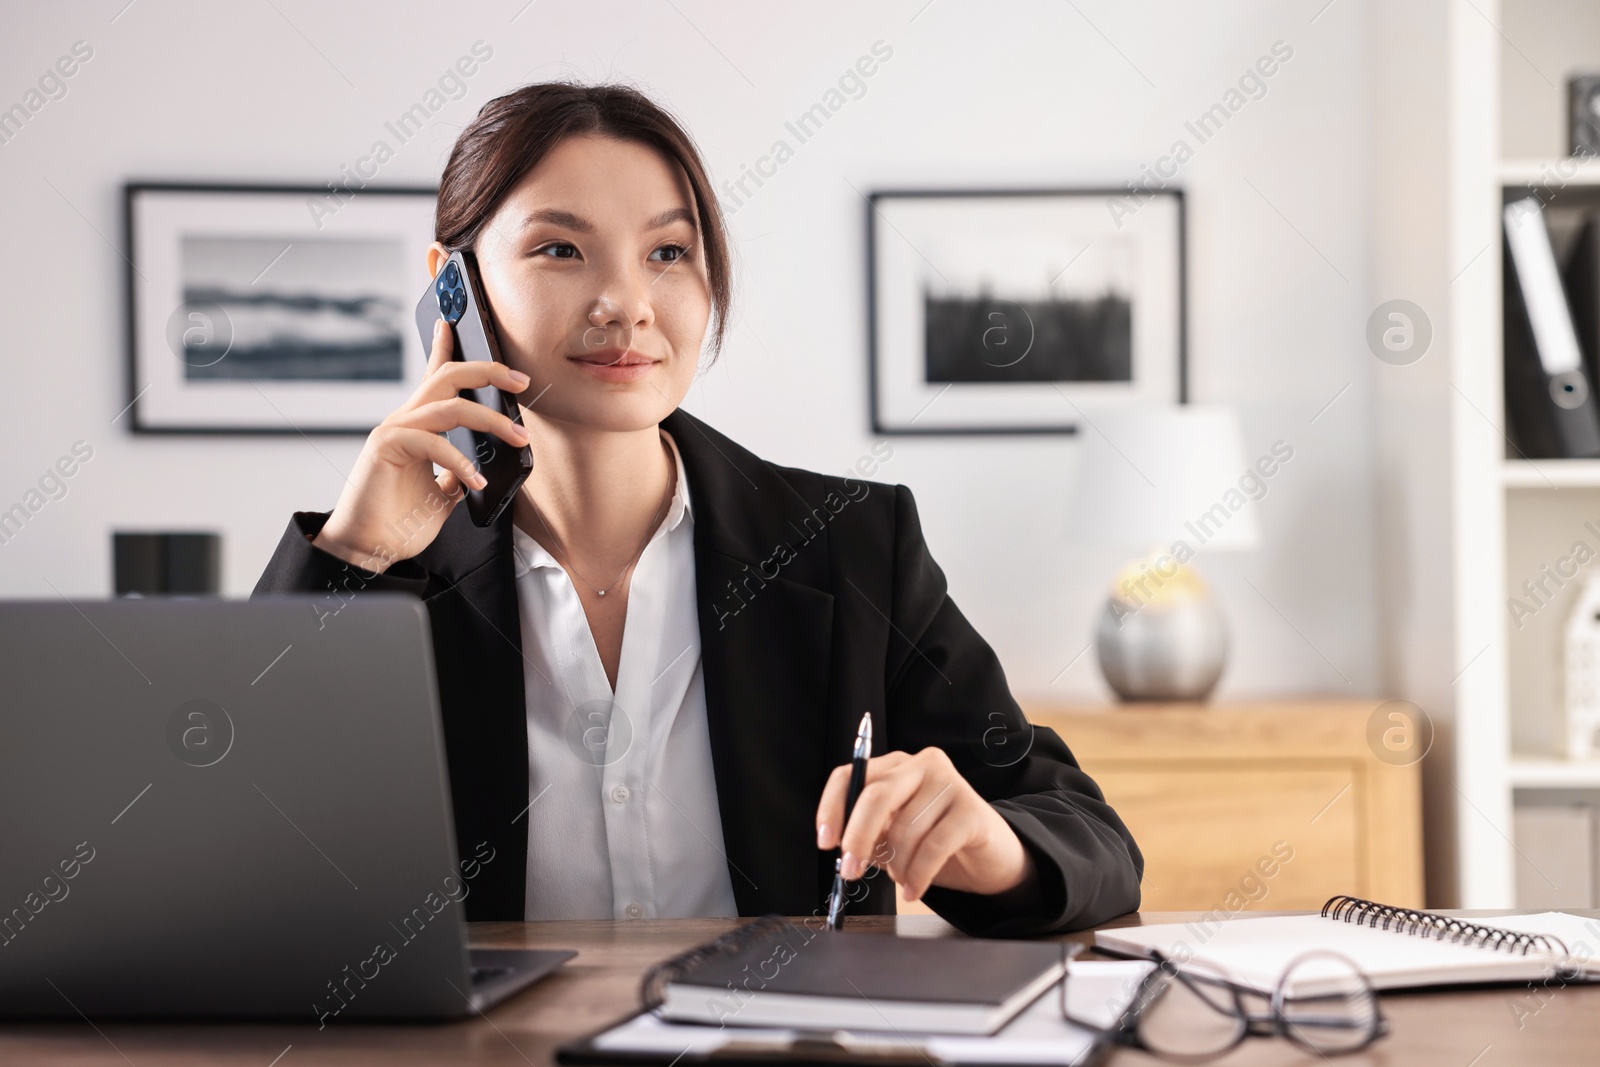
{"left": 1503, "top": 196, "right": 1600, "bottom": 458}
{"left": 1564, "top": 212, "right": 1600, "bottom": 402}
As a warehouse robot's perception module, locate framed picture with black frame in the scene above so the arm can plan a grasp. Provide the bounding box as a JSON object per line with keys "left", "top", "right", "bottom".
{"left": 124, "top": 181, "right": 439, "bottom": 434}
{"left": 866, "top": 188, "right": 1186, "bottom": 435}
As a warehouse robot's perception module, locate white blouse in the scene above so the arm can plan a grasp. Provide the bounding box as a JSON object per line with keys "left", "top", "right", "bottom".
{"left": 511, "top": 430, "right": 739, "bottom": 920}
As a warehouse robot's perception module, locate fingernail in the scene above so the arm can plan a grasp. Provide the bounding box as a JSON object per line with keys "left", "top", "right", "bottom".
{"left": 508, "top": 369, "right": 530, "bottom": 385}
{"left": 471, "top": 471, "right": 487, "bottom": 489}
{"left": 434, "top": 319, "right": 443, "bottom": 337}
{"left": 817, "top": 824, "right": 829, "bottom": 849}
{"left": 842, "top": 851, "right": 859, "bottom": 879}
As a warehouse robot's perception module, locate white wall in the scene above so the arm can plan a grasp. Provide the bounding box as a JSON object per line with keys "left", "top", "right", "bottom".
{"left": 1500, "top": 0, "right": 1600, "bottom": 160}
{"left": 0, "top": 0, "right": 1381, "bottom": 703}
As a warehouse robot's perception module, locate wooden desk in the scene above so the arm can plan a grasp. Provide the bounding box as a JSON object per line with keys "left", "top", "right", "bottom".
{"left": 3, "top": 913, "right": 1595, "bottom": 1065}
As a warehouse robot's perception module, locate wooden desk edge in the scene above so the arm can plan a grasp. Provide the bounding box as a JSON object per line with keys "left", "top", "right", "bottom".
{"left": 7, "top": 912, "right": 1600, "bottom": 1067}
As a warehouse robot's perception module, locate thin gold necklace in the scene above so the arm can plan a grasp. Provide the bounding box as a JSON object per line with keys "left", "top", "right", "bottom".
{"left": 525, "top": 463, "right": 674, "bottom": 599}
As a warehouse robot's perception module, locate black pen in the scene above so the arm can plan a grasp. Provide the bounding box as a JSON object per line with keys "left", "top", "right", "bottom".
{"left": 826, "top": 711, "right": 873, "bottom": 931}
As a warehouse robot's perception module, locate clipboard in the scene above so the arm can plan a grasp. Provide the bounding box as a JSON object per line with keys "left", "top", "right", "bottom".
{"left": 556, "top": 954, "right": 1152, "bottom": 1067}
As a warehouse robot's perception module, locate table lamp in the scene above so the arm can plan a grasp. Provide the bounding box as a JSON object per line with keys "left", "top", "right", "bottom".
{"left": 1066, "top": 406, "right": 1260, "bottom": 702}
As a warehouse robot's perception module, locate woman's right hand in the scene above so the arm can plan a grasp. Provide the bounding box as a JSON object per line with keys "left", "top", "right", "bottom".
{"left": 311, "top": 318, "right": 532, "bottom": 574}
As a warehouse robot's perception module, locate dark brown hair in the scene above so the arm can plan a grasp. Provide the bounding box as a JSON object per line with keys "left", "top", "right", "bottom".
{"left": 436, "top": 82, "right": 731, "bottom": 354}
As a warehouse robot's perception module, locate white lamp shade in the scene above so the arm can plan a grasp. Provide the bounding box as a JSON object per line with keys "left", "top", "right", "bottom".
{"left": 1066, "top": 405, "right": 1262, "bottom": 551}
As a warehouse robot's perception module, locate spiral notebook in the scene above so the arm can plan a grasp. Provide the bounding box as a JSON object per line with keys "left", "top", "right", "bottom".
{"left": 630, "top": 916, "right": 1066, "bottom": 1035}
{"left": 1095, "top": 895, "right": 1600, "bottom": 995}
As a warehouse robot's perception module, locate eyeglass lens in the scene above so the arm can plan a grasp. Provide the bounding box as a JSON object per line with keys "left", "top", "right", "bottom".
{"left": 1134, "top": 960, "right": 1247, "bottom": 1060}
{"left": 1275, "top": 951, "right": 1382, "bottom": 1055}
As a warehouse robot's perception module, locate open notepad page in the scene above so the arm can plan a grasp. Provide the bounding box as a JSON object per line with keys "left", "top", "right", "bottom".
{"left": 589, "top": 960, "right": 1154, "bottom": 1066}
{"left": 1097, "top": 913, "right": 1600, "bottom": 995}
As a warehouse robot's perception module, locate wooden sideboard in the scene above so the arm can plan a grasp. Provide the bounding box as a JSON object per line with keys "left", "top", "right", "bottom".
{"left": 899, "top": 700, "right": 1424, "bottom": 915}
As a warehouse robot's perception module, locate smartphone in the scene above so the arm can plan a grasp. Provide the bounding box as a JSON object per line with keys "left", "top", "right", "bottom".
{"left": 413, "top": 250, "right": 532, "bottom": 527}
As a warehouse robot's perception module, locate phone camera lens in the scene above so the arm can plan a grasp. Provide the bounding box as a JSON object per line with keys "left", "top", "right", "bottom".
{"left": 437, "top": 285, "right": 465, "bottom": 324}
{"left": 435, "top": 270, "right": 466, "bottom": 323}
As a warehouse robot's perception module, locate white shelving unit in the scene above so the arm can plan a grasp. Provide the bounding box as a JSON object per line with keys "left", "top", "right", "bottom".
{"left": 1500, "top": 159, "right": 1600, "bottom": 186}
{"left": 1372, "top": 0, "right": 1600, "bottom": 907}
{"left": 1503, "top": 460, "right": 1600, "bottom": 488}
{"left": 1509, "top": 759, "right": 1600, "bottom": 789}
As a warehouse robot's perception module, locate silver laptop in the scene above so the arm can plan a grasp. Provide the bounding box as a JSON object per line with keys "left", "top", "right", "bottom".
{"left": 0, "top": 594, "right": 571, "bottom": 1021}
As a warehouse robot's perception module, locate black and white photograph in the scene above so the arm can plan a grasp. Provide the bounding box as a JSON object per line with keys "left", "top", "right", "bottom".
{"left": 869, "top": 189, "right": 1183, "bottom": 434}
{"left": 177, "top": 235, "right": 405, "bottom": 383}
{"left": 127, "top": 184, "right": 436, "bottom": 433}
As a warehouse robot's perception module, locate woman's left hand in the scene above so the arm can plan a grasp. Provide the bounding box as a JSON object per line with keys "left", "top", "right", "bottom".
{"left": 815, "top": 747, "right": 1036, "bottom": 901}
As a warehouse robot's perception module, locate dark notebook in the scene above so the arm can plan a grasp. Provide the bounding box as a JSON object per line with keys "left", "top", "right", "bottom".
{"left": 643, "top": 917, "right": 1066, "bottom": 1035}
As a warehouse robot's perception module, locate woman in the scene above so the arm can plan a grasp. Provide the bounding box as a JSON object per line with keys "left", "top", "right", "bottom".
{"left": 254, "top": 82, "right": 1141, "bottom": 937}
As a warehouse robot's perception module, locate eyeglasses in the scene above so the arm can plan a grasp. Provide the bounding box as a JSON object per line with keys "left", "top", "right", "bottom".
{"left": 1059, "top": 947, "right": 1390, "bottom": 1061}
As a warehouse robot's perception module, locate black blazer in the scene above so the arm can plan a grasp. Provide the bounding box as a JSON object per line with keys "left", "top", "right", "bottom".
{"left": 252, "top": 409, "right": 1142, "bottom": 936}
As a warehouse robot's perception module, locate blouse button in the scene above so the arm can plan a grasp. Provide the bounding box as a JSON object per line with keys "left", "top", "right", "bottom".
{"left": 625, "top": 902, "right": 643, "bottom": 919}
{"left": 611, "top": 785, "right": 631, "bottom": 804}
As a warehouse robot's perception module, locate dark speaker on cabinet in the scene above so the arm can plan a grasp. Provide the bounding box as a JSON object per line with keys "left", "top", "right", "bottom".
{"left": 113, "top": 532, "right": 221, "bottom": 597}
